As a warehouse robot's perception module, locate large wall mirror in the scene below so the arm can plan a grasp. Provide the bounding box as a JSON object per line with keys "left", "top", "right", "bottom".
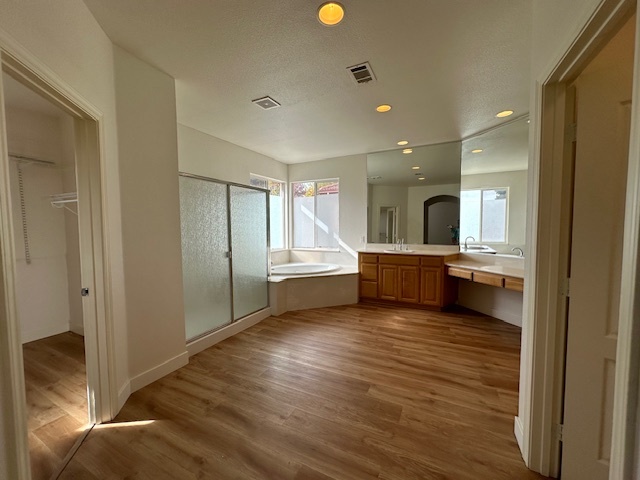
{"left": 460, "top": 116, "right": 529, "bottom": 254}
{"left": 367, "top": 142, "right": 462, "bottom": 245}
{"left": 366, "top": 116, "right": 529, "bottom": 250}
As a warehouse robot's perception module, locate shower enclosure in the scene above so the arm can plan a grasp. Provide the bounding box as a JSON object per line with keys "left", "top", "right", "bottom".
{"left": 179, "top": 173, "right": 269, "bottom": 342}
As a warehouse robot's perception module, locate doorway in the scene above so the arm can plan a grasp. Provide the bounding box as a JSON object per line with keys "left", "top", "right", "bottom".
{"left": 561, "top": 14, "right": 635, "bottom": 479}
{"left": 3, "top": 72, "right": 88, "bottom": 479}
{"left": 0, "top": 51, "right": 114, "bottom": 479}
{"left": 423, "top": 195, "right": 459, "bottom": 244}
{"left": 377, "top": 206, "right": 398, "bottom": 243}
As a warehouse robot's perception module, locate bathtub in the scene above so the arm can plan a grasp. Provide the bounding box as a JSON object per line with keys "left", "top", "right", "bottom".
{"left": 270, "top": 262, "right": 341, "bottom": 276}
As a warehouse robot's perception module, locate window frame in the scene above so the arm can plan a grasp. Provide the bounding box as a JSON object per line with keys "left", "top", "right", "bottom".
{"left": 460, "top": 186, "right": 509, "bottom": 244}
{"left": 249, "top": 174, "right": 288, "bottom": 251}
{"left": 290, "top": 178, "right": 340, "bottom": 251}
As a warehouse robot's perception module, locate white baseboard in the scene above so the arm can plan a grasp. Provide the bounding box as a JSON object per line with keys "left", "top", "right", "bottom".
{"left": 187, "top": 308, "right": 270, "bottom": 357}
{"left": 117, "top": 381, "right": 131, "bottom": 413}
{"left": 514, "top": 415, "right": 526, "bottom": 461}
{"left": 21, "top": 321, "right": 69, "bottom": 344}
{"left": 129, "top": 351, "right": 189, "bottom": 393}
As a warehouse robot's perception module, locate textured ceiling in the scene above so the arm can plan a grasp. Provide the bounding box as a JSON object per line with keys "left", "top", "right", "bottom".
{"left": 82, "top": 0, "right": 532, "bottom": 164}
{"left": 461, "top": 116, "right": 530, "bottom": 176}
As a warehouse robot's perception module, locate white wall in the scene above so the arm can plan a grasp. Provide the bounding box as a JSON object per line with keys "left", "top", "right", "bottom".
{"left": 458, "top": 281, "right": 524, "bottom": 327}
{"left": 461, "top": 169, "right": 527, "bottom": 253}
{"left": 407, "top": 183, "right": 460, "bottom": 244}
{"left": 288, "top": 154, "right": 368, "bottom": 266}
{"left": 368, "top": 185, "right": 408, "bottom": 243}
{"left": 178, "top": 124, "right": 288, "bottom": 184}
{"left": 5, "top": 107, "right": 77, "bottom": 343}
{"left": 114, "top": 47, "right": 187, "bottom": 389}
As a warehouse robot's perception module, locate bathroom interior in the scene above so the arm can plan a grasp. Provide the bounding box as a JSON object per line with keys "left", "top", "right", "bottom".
{"left": 5, "top": 60, "right": 528, "bottom": 478}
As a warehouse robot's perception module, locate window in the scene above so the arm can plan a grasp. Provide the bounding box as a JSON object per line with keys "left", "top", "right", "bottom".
{"left": 292, "top": 179, "right": 339, "bottom": 249}
{"left": 460, "top": 187, "right": 508, "bottom": 243}
{"left": 249, "top": 174, "right": 286, "bottom": 250}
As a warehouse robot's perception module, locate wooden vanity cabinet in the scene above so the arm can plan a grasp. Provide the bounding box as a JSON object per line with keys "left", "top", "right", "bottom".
{"left": 358, "top": 253, "right": 457, "bottom": 309}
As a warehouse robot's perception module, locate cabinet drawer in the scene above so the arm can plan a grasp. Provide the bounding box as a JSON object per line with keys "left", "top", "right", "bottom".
{"left": 504, "top": 276, "right": 524, "bottom": 292}
{"left": 420, "top": 256, "right": 442, "bottom": 267}
{"left": 473, "top": 272, "right": 504, "bottom": 287}
{"left": 360, "top": 263, "right": 378, "bottom": 281}
{"left": 360, "top": 281, "right": 378, "bottom": 298}
{"left": 379, "top": 255, "right": 420, "bottom": 266}
{"left": 448, "top": 267, "right": 473, "bottom": 280}
{"left": 360, "top": 254, "right": 378, "bottom": 264}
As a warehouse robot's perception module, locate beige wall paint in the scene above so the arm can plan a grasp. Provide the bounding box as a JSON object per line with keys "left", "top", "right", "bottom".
{"left": 178, "top": 124, "right": 288, "bottom": 184}
{"left": 114, "top": 46, "right": 187, "bottom": 384}
{"left": 289, "top": 155, "right": 368, "bottom": 266}
{"left": 406, "top": 183, "right": 460, "bottom": 244}
{"left": 461, "top": 170, "right": 527, "bottom": 253}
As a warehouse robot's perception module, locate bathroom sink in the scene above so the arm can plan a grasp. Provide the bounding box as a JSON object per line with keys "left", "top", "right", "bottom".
{"left": 465, "top": 245, "right": 489, "bottom": 250}
{"left": 383, "top": 249, "right": 414, "bottom": 253}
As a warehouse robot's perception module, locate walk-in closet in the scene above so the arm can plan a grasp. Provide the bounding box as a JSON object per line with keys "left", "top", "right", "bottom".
{"left": 3, "top": 72, "right": 88, "bottom": 480}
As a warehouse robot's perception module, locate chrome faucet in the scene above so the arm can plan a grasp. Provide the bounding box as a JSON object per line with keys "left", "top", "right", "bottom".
{"left": 464, "top": 236, "right": 475, "bottom": 250}
{"left": 512, "top": 247, "right": 524, "bottom": 258}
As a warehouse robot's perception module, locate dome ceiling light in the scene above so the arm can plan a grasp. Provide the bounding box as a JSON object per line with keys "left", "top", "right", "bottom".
{"left": 376, "top": 104, "right": 392, "bottom": 113}
{"left": 402, "top": 148, "right": 413, "bottom": 154}
{"left": 397, "top": 140, "right": 409, "bottom": 146}
{"left": 318, "top": 2, "right": 345, "bottom": 26}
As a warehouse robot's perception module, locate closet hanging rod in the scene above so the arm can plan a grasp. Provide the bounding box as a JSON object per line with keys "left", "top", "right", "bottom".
{"left": 50, "top": 192, "right": 77, "bottom": 205}
{"left": 9, "top": 153, "right": 56, "bottom": 167}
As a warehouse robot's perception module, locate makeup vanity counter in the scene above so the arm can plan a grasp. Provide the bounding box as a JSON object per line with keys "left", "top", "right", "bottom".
{"left": 445, "top": 253, "right": 524, "bottom": 292}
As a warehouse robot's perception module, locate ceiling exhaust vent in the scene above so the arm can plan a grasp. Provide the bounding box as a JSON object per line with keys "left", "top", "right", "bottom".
{"left": 347, "top": 62, "right": 376, "bottom": 85}
{"left": 252, "top": 96, "right": 281, "bottom": 110}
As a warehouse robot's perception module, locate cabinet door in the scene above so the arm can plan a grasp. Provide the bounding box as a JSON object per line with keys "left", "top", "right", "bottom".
{"left": 378, "top": 265, "right": 398, "bottom": 300}
{"left": 420, "top": 267, "right": 442, "bottom": 306}
{"left": 398, "top": 266, "right": 420, "bottom": 303}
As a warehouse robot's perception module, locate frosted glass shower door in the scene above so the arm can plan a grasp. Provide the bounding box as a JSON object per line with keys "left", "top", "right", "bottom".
{"left": 230, "top": 185, "right": 269, "bottom": 320}
{"left": 179, "top": 176, "right": 232, "bottom": 340}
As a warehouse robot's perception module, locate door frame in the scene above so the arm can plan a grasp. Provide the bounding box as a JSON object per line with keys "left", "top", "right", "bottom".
{"left": 520, "top": 0, "right": 640, "bottom": 477}
{"left": 0, "top": 36, "right": 116, "bottom": 479}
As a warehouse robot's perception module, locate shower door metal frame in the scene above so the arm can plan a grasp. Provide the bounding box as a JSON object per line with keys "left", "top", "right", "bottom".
{"left": 179, "top": 172, "right": 270, "bottom": 343}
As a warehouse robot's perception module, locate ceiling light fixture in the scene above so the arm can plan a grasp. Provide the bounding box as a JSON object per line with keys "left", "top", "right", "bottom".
{"left": 403, "top": 148, "right": 413, "bottom": 154}
{"left": 471, "top": 149, "right": 483, "bottom": 154}
{"left": 376, "top": 104, "right": 392, "bottom": 113}
{"left": 418, "top": 177, "right": 426, "bottom": 181}
{"left": 397, "top": 140, "right": 409, "bottom": 146}
{"left": 411, "top": 166, "right": 420, "bottom": 170}
{"left": 318, "top": 2, "right": 345, "bottom": 26}
{"left": 496, "top": 110, "right": 514, "bottom": 118}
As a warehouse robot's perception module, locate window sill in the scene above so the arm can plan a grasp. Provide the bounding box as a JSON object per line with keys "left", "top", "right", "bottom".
{"left": 290, "top": 248, "right": 341, "bottom": 253}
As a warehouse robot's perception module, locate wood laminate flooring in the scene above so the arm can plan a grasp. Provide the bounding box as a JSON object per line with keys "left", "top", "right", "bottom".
{"left": 61, "top": 305, "right": 547, "bottom": 480}
{"left": 23, "top": 331, "right": 89, "bottom": 480}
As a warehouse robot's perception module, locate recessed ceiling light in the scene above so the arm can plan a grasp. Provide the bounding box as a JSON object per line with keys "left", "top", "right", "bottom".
{"left": 397, "top": 140, "right": 409, "bottom": 146}
{"left": 496, "top": 110, "right": 514, "bottom": 118}
{"left": 376, "top": 104, "right": 392, "bottom": 113}
{"left": 411, "top": 166, "right": 420, "bottom": 170}
{"left": 418, "top": 177, "right": 426, "bottom": 181}
{"left": 403, "top": 148, "right": 413, "bottom": 154}
{"left": 317, "top": 2, "right": 345, "bottom": 26}
{"left": 471, "top": 149, "right": 483, "bottom": 154}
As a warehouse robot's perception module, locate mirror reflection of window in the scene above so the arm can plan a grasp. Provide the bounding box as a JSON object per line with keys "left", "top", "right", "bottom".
{"left": 460, "top": 188, "right": 508, "bottom": 243}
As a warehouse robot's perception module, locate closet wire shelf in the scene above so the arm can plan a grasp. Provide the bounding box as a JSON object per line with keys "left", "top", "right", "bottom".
{"left": 50, "top": 192, "right": 78, "bottom": 215}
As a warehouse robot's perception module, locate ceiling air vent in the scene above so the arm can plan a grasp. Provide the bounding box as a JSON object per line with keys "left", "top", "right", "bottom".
{"left": 252, "top": 96, "right": 281, "bottom": 110}
{"left": 347, "top": 62, "right": 376, "bottom": 85}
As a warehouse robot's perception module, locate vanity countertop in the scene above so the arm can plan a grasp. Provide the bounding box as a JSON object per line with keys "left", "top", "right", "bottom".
{"left": 445, "top": 253, "right": 525, "bottom": 279}
{"left": 358, "top": 245, "right": 460, "bottom": 257}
